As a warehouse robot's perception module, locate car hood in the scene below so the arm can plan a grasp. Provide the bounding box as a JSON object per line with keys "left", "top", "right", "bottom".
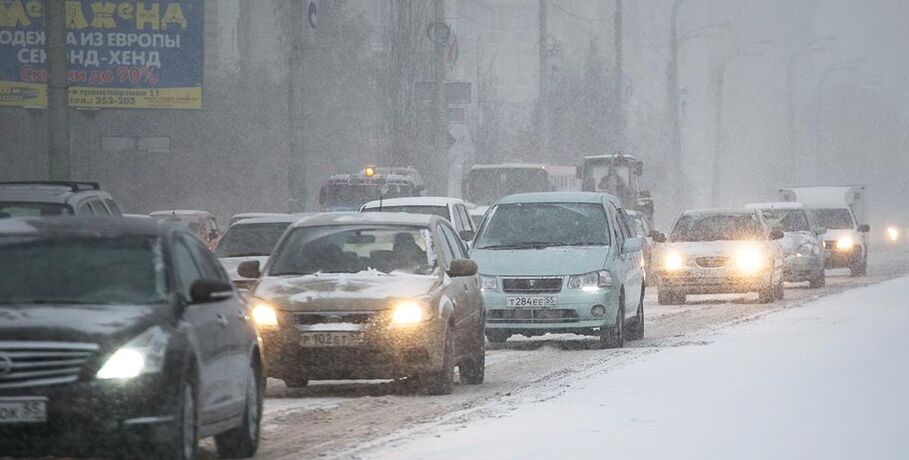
{"left": 253, "top": 272, "right": 442, "bottom": 312}
{"left": 219, "top": 256, "right": 270, "bottom": 281}
{"left": 780, "top": 232, "right": 816, "bottom": 253}
{"left": 657, "top": 240, "right": 772, "bottom": 258}
{"left": 471, "top": 246, "right": 608, "bottom": 276}
{"left": 0, "top": 303, "right": 172, "bottom": 348}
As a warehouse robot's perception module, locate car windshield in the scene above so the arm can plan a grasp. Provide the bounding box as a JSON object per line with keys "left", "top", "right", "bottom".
{"left": 758, "top": 209, "right": 811, "bottom": 232}
{"left": 215, "top": 222, "right": 290, "bottom": 257}
{"left": 363, "top": 205, "right": 450, "bottom": 219}
{"left": 322, "top": 184, "right": 415, "bottom": 211}
{"left": 0, "top": 202, "right": 70, "bottom": 218}
{"left": 269, "top": 225, "right": 436, "bottom": 276}
{"left": 628, "top": 215, "right": 648, "bottom": 237}
{"left": 671, "top": 214, "right": 765, "bottom": 242}
{"left": 809, "top": 209, "right": 855, "bottom": 230}
{"left": 0, "top": 235, "right": 167, "bottom": 305}
{"left": 475, "top": 202, "right": 611, "bottom": 249}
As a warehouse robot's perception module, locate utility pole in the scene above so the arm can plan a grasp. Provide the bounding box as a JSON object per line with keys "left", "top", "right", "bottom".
{"left": 537, "top": 0, "right": 548, "bottom": 158}
{"left": 45, "top": 0, "right": 70, "bottom": 180}
{"left": 286, "top": 0, "right": 305, "bottom": 212}
{"left": 666, "top": 0, "right": 684, "bottom": 209}
{"left": 431, "top": 0, "right": 447, "bottom": 195}
{"left": 614, "top": 0, "right": 624, "bottom": 152}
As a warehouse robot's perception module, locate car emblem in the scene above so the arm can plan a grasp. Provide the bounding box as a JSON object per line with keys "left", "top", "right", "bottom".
{"left": 0, "top": 353, "right": 12, "bottom": 377}
{"left": 325, "top": 315, "right": 343, "bottom": 324}
{"left": 528, "top": 280, "right": 536, "bottom": 287}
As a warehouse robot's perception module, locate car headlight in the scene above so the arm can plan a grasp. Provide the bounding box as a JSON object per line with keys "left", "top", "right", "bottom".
{"left": 796, "top": 243, "right": 818, "bottom": 257}
{"left": 567, "top": 270, "right": 613, "bottom": 291}
{"left": 735, "top": 248, "right": 766, "bottom": 274}
{"left": 96, "top": 326, "right": 170, "bottom": 380}
{"left": 662, "top": 252, "right": 685, "bottom": 271}
{"left": 886, "top": 226, "right": 900, "bottom": 242}
{"left": 836, "top": 237, "right": 854, "bottom": 250}
{"left": 390, "top": 300, "right": 434, "bottom": 325}
{"left": 480, "top": 275, "right": 498, "bottom": 291}
{"left": 249, "top": 298, "right": 279, "bottom": 329}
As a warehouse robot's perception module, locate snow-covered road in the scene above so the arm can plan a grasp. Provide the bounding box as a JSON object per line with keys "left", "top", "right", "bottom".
{"left": 360, "top": 276, "right": 909, "bottom": 460}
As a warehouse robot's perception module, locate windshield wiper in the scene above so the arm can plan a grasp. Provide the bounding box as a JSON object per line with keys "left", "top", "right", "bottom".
{"left": 224, "top": 252, "right": 267, "bottom": 258}
{"left": 478, "top": 242, "right": 556, "bottom": 250}
{"left": 562, "top": 242, "right": 608, "bottom": 247}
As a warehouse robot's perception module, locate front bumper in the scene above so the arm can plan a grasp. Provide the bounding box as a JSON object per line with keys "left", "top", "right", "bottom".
{"left": 783, "top": 254, "right": 823, "bottom": 281}
{"left": 824, "top": 246, "right": 863, "bottom": 268}
{"left": 262, "top": 317, "right": 447, "bottom": 381}
{"left": 482, "top": 286, "right": 619, "bottom": 335}
{"left": 0, "top": 375, "right": 179, "bottom": 458}
{"left": 658, "top": 268, "right": 772, "bottom": 295}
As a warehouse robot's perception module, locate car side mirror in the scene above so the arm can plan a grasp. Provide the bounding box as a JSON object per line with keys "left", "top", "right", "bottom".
{"left": 770, "top": 229, "right": 785, "bottom": 240}
{"left": 448, "top": 259, "right": 478, "bottom": 277}
{"left": 237, "top": 260, "right": 262, "bottom": 279}
{"left": 814, "top": 227, "right": 827, "bottom": 236}
{"left": 208, "top": 230, "right": 219, "bottom": 241}
{"left": 858, "top": 224, "right": 871, "bottom": 233}
{"left": 623, "top": 237, "right": 644, "bottom": 253}
{"left": 649, "top": 231, "right": 667, "bottom": 243}
{"left": 458, "top": 230, "right": 475, "bottom": 242}
{"left": 190, "top": 279, "right": 233, "bottom": 304}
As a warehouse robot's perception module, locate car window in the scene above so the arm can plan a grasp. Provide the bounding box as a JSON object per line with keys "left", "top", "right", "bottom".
{"left": 77, "top": 202, "right": 94, "bottom": 215}
{"left": 617, "top": 207, "right": 634, "bottom": 240}
{"left": 808, "top": 209, "right": 855, "bottom": 230}
{"left": 0, "top": 202, "right": 70, "bottom": 217}
{"left": 671, "top": 214, "right": 765, "bottom": 242}
{"left": 475, "top": 202, "right": 612, "bottom": 249}
{"left": 172, "top": 237, "right": 204, "bottom": 299}
{"left": 456, "top": 205, "right": 474, "bottom": 233}
{"left": 608, "top": 203, "right": 625, "bottom": 247}
{"left": 439, "top": 223, "right": 467, "bottom": 260}
{"left": 215, "top": 222, "right": 290, "bottom": 258}
{"left": 362, "top": 205, "right": 450, "bottom": 220}
{"left": 104, "top": 199, "right": 122, "bottom": 216}
{"left": 90, "top": 200, "right": 111, "bottom": 216}
{"left": 184, "top": 235, "right": 230, "bottom": 282}
{"left": 435, "top": 225, "right": 457, "bottom": 269}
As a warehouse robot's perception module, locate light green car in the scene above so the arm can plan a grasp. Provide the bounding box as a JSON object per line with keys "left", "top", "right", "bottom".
{"left": 469, "top": 192, "right": 646, "bottom": 348}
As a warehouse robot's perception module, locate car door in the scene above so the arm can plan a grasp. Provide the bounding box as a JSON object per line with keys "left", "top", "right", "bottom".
{"left": 617, "top": 207, "right": 645, "bottom": 309}
{"left": 184, "top": 235, "right": 248, "bottom": 418}
{"left": 172, "top": 234, "right": 233, "bottom": 425}
{"left": 606, "top": 202, "right": 633, "bottom": 319}
{"left": 436, "top": 223, "right": 471, "bottom": 351}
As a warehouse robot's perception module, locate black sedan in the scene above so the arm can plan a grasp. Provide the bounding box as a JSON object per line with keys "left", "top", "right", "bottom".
{"left": 0, "top": 217, "right": 263, "bottom": 459}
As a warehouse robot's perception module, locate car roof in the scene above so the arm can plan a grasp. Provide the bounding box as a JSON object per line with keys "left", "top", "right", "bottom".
{"left": 582, "top": 154, "right": 641, "bottom": 161}
{"left": 681, "top": 208, "right": 756, "bottom": 217}
{"left": 150, "top": 210, "right": 211, "bottom": 217}
{"left": 745, "top": 202, "right": 805, "bottom": 210}
{"left": 292, "top": 212, "right": 437, "bottom": 228}
{"left": 231, "top": 212, "right": 287, "bottom": 219}
{"left": 0, "top": 216, "right": 164, "bottom": 237}
{"left": 361, "top": 196, "right": 463, "bottom": 209}
{"left": 229, "top": 214, "right": 312, "bottom": 226}
{"left": 496, "top": 191, "right": 615, "bottom": 205}
{"left": 0, "top": 185, "right": 109, "bottom": 204}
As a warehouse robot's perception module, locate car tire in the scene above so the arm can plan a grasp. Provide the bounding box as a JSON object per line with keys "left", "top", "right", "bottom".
{"left": 160, "top": 380, "right": 197, "bottom": 460}
{"left": 459, "top": 342, "right": 486, "bottom": 385}
{"left": 850, "top": 253, "right": 868, "bottom": 277}
{"left": 421, "top": 328, "right": 454, "bottom": 395}
{"left": 626, "top": 290, "right": 645, "bottom": 340}
{"left": 758, "top": 280, "right": 775, "bottom": 303}
{"left": 775, "top": 278, "right": 785, "bottom": 300}
{"left": 282, "top": 376, "right": 309, "bottom": 388}
{"left": 215, "top": 360, "right": 263, "bottom": 458}
{"left": 485, "top": 330, "right": 510, "bottom": 343}
{"left": 658, "top": 288, "right": 684, "bottom": 305}
{"left": 599, "top": 300, "right": 624, "bottom": 349}
{"left": 809, "top": 268, "right": 826, "bottom": 288}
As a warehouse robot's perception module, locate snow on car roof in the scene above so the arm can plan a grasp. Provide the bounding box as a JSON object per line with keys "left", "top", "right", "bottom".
{"left": 780, "top": 186, "right": 864, "bottom": 208}
{"left": 682, "top": 208, "right": 756, "bottom": 216}
{"left": 149, "top": 210, "right": 211, "bottom": 217}
{"left": 496, "top": 191, "right": 616, "bottom": 205}
{"left": 292, "top": 212, "right": 436, "bottom": 228}
{"left": 582, "top": 154, "right": 641, "bottom": 161}
{"left": 229, "top": 214, "right": 311, "bottom": 226}
{"left": 745, "top": 202, "right": 805, "bottom": 210}
{"left": 361, "top": 196, "right": 463, "bottom": 209}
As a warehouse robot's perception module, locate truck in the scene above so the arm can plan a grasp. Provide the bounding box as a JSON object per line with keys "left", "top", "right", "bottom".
{"left": 461, "top": 163, "right": 580, "bottom": 207}
{"left": 577, "top": 154, "right": 654, "bottom": 226}
{"left": 318, "top": 166, "right": 425, "bottom": 212}
{"left": 778, "top": 185, "right": 870, "bottom": 276}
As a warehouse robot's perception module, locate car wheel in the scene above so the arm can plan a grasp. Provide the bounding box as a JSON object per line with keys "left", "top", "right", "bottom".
{"left": 850, "top": 254, "right": 867, "bottom": 277}
{"left": 599, "top": 300, "right": 624, "bottom": 349}
{"left": 215, "top": 360, "right": 263, "bottom": 458}
{"left": 485, "top": 330, "right": 510, "bottom": 343}
{"left": 758, "top": 280, "right": 775, "bottom": 303}
{"left": 421, "top": 327, "right": 454, "bottom": 395}
{"left": 658, "top": 288, "right": 683, "bottom": 305}
{"left": 775, "top": 278, "right": 785, "bottom": 300}
{"left": 626, "top": 290, "right": 645, "bottom": 340}
{"left": 160, "top": 380, "right": 197, "bottom": 460}
{"left": 282, "top": 376, "right": 309, "bottom": 388}
{"left": 459, "top": 339, "right": 486, "bottom": 385}
{"left": 808, "top": 268, "right": 826, "bottom": 288}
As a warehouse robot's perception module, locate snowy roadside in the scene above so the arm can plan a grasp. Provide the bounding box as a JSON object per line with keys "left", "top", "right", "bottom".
{"left": 354, "top": 276, "right": 909, "bottom": 460}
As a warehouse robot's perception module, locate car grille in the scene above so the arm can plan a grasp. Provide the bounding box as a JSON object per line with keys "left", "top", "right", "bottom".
{"left": 502, "top": 277, "right": 563, "bottom": 294}
{"left": 696, "top": 257, "right": 728, "bottom": 268}
{"left": 487, "top": 309, "right": 579, "bottom": 324}
{"left": 294, "top": 312, "right": 375, "bottom": 325}
{"left": 0, "top": 342, "right": 99, "bottom": 389}
{"left": 823, "top": 240, "right": 837, "bottom": 249}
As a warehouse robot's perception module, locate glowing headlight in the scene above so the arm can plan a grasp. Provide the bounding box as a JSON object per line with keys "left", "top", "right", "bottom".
{"left": 480, "top": 275, "right": 498, "bottom": 291}
{"left": 97, "top": 326, "right": 170, "bottom": 380}
{"left": 568, "top": 270, "right": 613, "bottom": 291}
{"left": 836, "top": 237, "right": 855, "bottom": 250}
{"left": 735, "top": 248, "right": 765, "bottom": 274}
{"left": 250, "top": 299, "right": 279, "bottom": 328}
{"left": 887, "top": 226, "right": 900, "bottom": 242}
{"left": 662, "top": 252, "right": 684, "bottom": 271}
{"left": 391, "top": 301, "right": 432, "bottom": 325}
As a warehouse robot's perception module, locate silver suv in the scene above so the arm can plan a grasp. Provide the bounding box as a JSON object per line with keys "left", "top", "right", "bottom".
{"left": 0, "top": 181, "right": 122, "bottom": 218}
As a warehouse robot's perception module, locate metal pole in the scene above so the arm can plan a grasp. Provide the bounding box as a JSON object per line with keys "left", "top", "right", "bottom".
{"left": 614, "top": 0, "right": 624, "bottom": 152}
{"left": 432, "top": 0, "right": 447, "bottom": 195}
{"left": 537, "top": 0, "right": 548, "bottom": 158}
{"left": 45, "top": 0, "right": 70, "bottom": 180}
{"left": 287, "top": 0, "right": 305, "bottom": 212}
{"left": 666, "top": 0, "right": 684, "bottom": 210}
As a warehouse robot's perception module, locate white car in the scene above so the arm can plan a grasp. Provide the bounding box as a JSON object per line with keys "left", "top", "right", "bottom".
{"left": 214, "top": 215, "right": 302, "bottom": 290}
{"left": 228, "top": 212, "right": 288, "bottom": 226}
{"left": 360, "top": 196, "right": 478, "bottom": 241}
{"left": 746, "top": 202, "right": 826, "bottom": 288}
{"left": 468, "top": 205, "right": 489, "bottom": 227}
{"left": 653, "top": 209, "right": 785, "bottom": 305}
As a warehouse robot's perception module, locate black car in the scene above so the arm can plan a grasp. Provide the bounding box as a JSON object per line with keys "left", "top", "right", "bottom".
{"left": 0, "top": 217, "right": 263, "bottom": 459}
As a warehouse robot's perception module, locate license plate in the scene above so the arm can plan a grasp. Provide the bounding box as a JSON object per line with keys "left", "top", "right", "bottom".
{"left": 300, "top": 332, "right": 364, "bottom": 348}
{"left": 0, "top": 398, "right": 47, "bottom": 424}
{"left": 505, "top": 296, "right": 558, "bottom": 307}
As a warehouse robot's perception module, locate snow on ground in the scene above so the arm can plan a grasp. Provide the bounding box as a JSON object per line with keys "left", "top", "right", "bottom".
{"left": 360, "top": 276, "right": 909, "bottom": 460}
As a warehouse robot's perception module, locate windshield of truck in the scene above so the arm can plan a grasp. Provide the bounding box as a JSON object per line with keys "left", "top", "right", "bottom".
{"left": 323, "top": 184, "right": 414, "bottom": 211}
{"left": 475, "top": 202, "right": 611, "bottom": 249}
{"left": 363, "top": 205, "right": 450, "bottom": 220}
{"left": 269, "top": 226, "right": 436, "bottom": 276}
{"left": 671, "top": 214, "right": 765, "bottom": 242}
{"left": 463, "top": 168, "right": 550, "bottom": 205}
{"left": 0, "top": 202, "right": 70, "bottom": 218}
{"left": 0, "top": 235, "right": 167, "bottom": 305}
{"left": 587, "top": 164, "right": 631, "bottom": 192}
{"left": 215, "top": 222, "right": 290, "bottom": 258}
{"left": 808, "top": 208, "right": 855, "bottom": 230}
{"left": 758, "top": 209, "right": 811, "bottom": 232}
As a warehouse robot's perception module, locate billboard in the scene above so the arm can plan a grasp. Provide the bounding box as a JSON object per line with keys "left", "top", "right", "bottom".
{"left": 0, "top": 0, "right": 203, "bottom": 109}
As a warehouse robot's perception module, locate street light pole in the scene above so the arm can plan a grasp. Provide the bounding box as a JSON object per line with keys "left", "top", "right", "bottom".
{"left": 666, "top": 0, "right": 684, "bottom": 209}
{"left": 45, "top": 0, "right": 70, "bottom": 180}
